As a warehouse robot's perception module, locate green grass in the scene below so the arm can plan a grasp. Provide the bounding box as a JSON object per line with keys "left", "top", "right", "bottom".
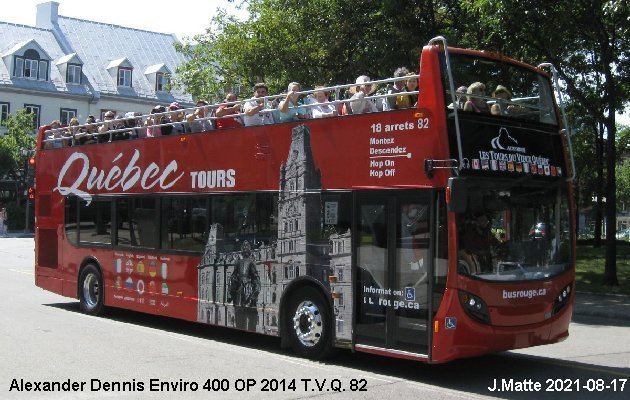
{"left": 575, "top": 244, "right": 630, "bottom": 295}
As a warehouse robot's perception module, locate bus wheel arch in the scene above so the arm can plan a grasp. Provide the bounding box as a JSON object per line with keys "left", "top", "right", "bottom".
{"left": 279, "top": 278, "right": 334, "bottom": 359}
{"left": 77, "top": 258, "right": 106, "bottom": 316}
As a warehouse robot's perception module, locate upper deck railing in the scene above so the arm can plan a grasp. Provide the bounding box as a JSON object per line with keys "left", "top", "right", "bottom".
{"left": 40, "top": 75, "right": 420, "bottom": 148}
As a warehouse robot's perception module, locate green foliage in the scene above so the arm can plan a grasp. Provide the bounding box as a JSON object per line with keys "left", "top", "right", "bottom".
{"left": 576, "top": 244, "right": 630, "bottom": 295}
{"left": 174, "top": 0, "right": 471, "bottom": 98}
{"left": 0, "top": 109, "right": 37, "bottom": 191}
{"left": 617, "top": 159, "right": 630, "bottom": 208}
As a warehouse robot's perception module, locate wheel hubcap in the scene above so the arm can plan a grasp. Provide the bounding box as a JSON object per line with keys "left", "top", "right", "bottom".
{"left": 292, "top": 300, "right": 322, "bottom": 347}
{"left": 83, "top": 273, "right": 99, "bottom": 308}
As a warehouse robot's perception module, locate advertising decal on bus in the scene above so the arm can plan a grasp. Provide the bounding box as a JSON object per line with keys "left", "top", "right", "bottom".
{"left": 456, "top": 123, "right": 565, "bottom": 178}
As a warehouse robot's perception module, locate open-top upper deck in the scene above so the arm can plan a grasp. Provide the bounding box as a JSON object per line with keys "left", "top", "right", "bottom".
{"left": 35, "top": 38, "right": 572, "bottom": 201}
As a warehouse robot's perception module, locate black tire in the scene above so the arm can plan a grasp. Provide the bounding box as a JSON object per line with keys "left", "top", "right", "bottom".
{"left": 286, "top": 286, "right": 333, "bottom": 360}
{"left": 78, "top": 264, "right": 105, "bottom": 315}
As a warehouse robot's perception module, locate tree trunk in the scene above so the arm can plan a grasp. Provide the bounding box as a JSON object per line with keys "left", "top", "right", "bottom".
{"left": 593, "top": 122, "right": 604, "bottom": 247}
{"left": 603, "top": 120, "right": 618, "bottom": 286}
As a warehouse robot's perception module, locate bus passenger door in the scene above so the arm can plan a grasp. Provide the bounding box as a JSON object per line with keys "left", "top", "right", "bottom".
{"left": 355, "top": 193, "right": 432, "bottom": 355}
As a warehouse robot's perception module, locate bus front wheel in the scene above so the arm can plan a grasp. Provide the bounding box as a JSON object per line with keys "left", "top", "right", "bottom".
{"left": 79, "top": 264, "right": 105, "bottom": 315}
{"left": 286, "top": 287, "right": 333, "bottom": 359}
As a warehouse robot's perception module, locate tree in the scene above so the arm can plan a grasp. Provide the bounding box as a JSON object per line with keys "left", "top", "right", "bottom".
{"left": 174, "top": 0, "right": 473, "bottom": 98}
{"left": 0, "top": 109, "right": 37, "bottom": 206}
{"left": 468, "top": 0, "right": 629, "bottom": 285}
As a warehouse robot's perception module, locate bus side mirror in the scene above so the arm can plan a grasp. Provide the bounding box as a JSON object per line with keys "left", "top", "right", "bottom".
{"left": 447, "top": 177, "right": 467, "bottom": 213}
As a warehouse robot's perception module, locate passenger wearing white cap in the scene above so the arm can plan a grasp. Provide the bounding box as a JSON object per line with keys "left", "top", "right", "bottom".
{"left": 349, "top": 75, "right": 378, "bottom": 114}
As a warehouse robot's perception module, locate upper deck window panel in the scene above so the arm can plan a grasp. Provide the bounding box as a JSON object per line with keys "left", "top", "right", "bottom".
{"left": 442, "top": 54, "right": 557, "bottom": 125}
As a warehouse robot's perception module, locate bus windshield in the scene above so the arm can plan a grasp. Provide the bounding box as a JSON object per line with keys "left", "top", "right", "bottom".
{"left": 443, "top": 53, "right": 558, "bottom": 125}
{"left": 457, "top": 183, "right": 571, "bottom": 282}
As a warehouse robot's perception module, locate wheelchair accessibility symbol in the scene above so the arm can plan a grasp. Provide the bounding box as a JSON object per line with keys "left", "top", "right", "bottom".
{"left": 404, "top": 287, "right": 415, "bottom": 301}
{"left": 445, "top": 317, "right": 457, "bottom": 330}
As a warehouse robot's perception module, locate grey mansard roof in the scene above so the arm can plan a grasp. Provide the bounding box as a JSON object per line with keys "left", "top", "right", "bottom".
{"left": 55, "top": 16, "right": 192, "bottom": 103}
{"left": 0, "top": 22, "right": 92, "bottom": 97}
{"left": 0, "top": 7, "right": 193, "bottom": 104}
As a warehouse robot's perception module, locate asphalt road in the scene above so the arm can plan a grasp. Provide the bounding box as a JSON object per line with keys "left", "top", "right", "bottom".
{"left": 1, "top": 238, "right": 629, "bottom": 399}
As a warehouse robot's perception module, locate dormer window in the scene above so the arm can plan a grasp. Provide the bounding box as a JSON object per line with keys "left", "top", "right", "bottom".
{"left": 14, "top": 49, "right": 48, "bottom": 81}
{"left": 156, "top": 72, "right": 169, "bottom": 91}
{"left": 118, "top": 67, "right": 132, "bottom": 87}
{"left": 55, "top": 53, "right": 83, "bottom": 85}
{"left": 67, "top": 64, "right": 81, "bottom": 84}
{"left": 106, "top": 57, "right": 134, "bottom": 88}
{"left": 145, "top": 63, "right": 171, "bottom": 93}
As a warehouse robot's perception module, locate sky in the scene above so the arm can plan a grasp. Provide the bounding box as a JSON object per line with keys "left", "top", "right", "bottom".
{"left": 0, "top": 0, "right": 246, "bottom": 42}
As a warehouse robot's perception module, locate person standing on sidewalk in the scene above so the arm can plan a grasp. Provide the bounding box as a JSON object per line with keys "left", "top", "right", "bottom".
{"left": 0, "top": 205, "right": 7, "bottom": 236}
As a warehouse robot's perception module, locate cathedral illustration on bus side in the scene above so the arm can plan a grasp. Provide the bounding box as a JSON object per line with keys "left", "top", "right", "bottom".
{"left": 196, "top": 125, "right": 353, "bottom": 342}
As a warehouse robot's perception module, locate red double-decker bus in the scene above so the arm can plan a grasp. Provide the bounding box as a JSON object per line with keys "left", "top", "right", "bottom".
{"left": 33, "top": 37, "right": 575, "bottom": 363}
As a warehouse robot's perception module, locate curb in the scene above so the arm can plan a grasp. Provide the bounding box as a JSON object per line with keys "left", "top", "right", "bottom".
{"left": 1, "top": 233, "right": 34, "bottom": 238}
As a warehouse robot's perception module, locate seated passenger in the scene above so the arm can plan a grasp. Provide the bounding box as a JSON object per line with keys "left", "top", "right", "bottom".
{"left": 187, "top": 99, "right": 214, "bottom": 133}
{"left": 121, "top": 112, "right": 144, "bottom": 139}
{"left": 455, "top": 85, "right": 468, "bottom": 109}
{"left": 382, "top": 67, "right": 410, "bottom": 111}
{"left": 168, "top": 102, "right": 190, "bottom": 134}
{"left": 311, "top": 87, "right": 336, "bottom": 118}
{"left": 403, "top": 71, "right": 419, "bottom": 108}
{"left": 64, "top": 117, "right": 81, "bottom": 146}
{"left": 463, "top": 82, "right": 490, "bottom": 113}
{"left": 216, "top": 93, "right": 243, "bottom": 129}
{"left": 145, "top": 105, "right": 168, "bottom": 137}
{"left": 349, "top": 75, "right": 378, "bottom": 114}
{"left": 490, "top": 85, "right": 525, "bottom": 116}
{"left": 243, "top": 83, "right": 274, "bottom": 126}
{"left": 44, "top": 120, "right": 64, "bottom": 149}
{"left": 98, "top": 111, "right": 122, "bottom": 142}
{"left": 74, "top": 116, "right": 97, "bottom": 145}
{"left": 276, "top": 82, "right": 308, "bottom": 123}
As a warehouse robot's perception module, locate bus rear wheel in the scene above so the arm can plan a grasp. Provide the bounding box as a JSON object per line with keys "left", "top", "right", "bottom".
{"left": 286, "top": 287, "right": 333, "bottom": 360}
{"left": 79, "top": 264, "right": 105, "bottom": 315}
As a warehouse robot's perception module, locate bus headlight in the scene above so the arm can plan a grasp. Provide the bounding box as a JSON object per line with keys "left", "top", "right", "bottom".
{"left": 552, "top": 283, "right": 573, "bottom": 315}
{"left": 458, "top": 290, "right": 491, "bottom": 324}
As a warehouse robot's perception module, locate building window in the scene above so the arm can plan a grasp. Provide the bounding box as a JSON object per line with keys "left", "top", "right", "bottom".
{"left": 1, "top": 102, "right": 9, "bottom": 125}
{"left": 118, "top": 67, "right": 132, "bottom": 87}
{"left": 13, "top": 50, "right": 48, "bottom": 81}
{"left": 25, "top": 59, "right": 39, "bottom": 79}
{"left": 156, "top": 72, "right": 169, "bottom": 92}
{"left": 67, "top": 64, "right": 82, "bottom": 84}
{"left": 38, "top": 60, "right": 48, "bottom": 81}
{"left": 24, "top": 104, "right": 41, "bottom": 130}
{"left": 60, "top": 108, "right": 77, "bottom": 126}
{"left": 338, "top": 292, "right": 344, "bottom": 306}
